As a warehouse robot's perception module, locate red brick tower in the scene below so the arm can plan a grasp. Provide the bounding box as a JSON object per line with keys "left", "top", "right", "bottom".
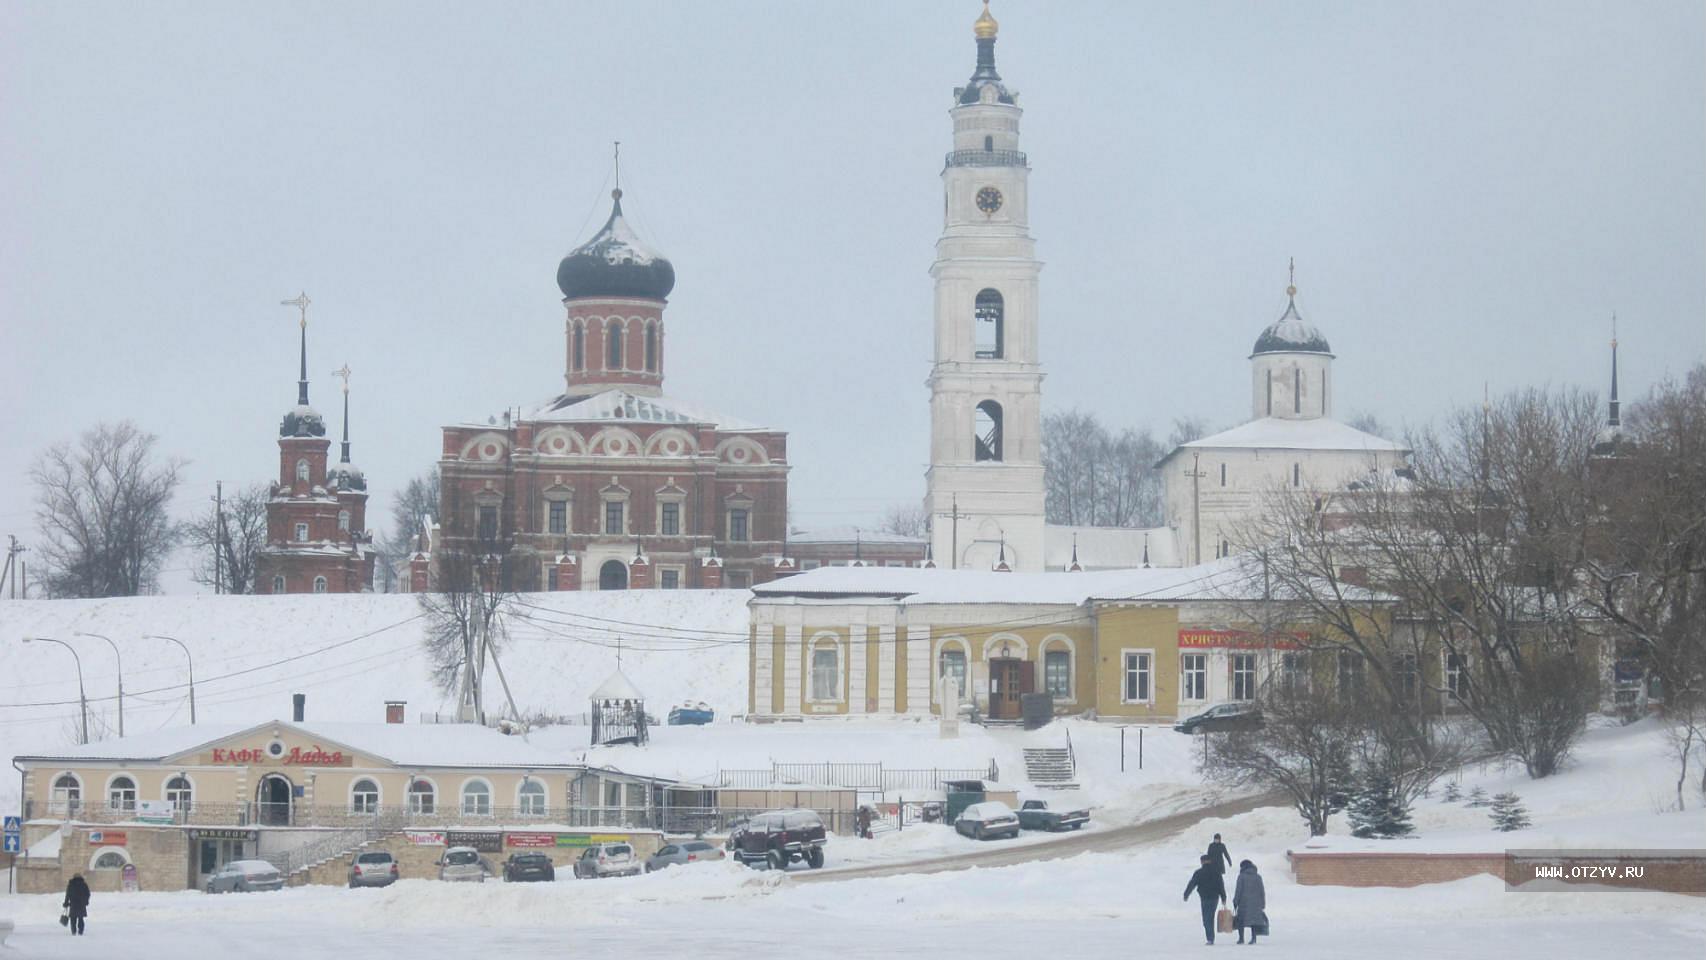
{"left": 558, "top": 187, "right": 675, "bottom": 397}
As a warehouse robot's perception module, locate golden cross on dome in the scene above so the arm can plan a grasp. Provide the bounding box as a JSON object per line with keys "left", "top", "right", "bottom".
{"left": 331, "top": 364, "right": 352, "bottom": 394}
{"left": 280, "top": 291, "right": 311, "bottom": 328}
{"left": 1287, "top": 257, "right": 1297, "bottom": 298}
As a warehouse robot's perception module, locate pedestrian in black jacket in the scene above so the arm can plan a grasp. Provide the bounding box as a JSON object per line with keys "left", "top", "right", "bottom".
{"left": 63, "top": 874, "right": 91, "bottom": 936}
{"left": 1206, "top": 833, "right": 1232, "bottom": 874}
{"left": 1233, "top": 859, "right": 1268, "bottom": 944}
{"left": 1183, "top": 854, "right": 1227, "bottom": 945}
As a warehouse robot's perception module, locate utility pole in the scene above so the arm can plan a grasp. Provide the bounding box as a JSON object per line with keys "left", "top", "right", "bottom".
{"left": 934, "top": 493, "right": 972, "bottom": 570}
{"left": 1186, "top": 453, "right": 1208, "bottom": 565}
{"left": 213, "top": 481, "right": 225, "bottom": 594}
{"left": 3, "top": 535, "right": 23, "bottom": 599}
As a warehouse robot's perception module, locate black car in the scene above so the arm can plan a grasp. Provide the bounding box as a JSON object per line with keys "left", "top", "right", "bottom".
{"left": 1173, "top": 702, "right": 1264, "bottom": 735}
{"left": 729, "top": 809, "right": 828, "bottom": 870}
{"left": 502, "top": 852, "right": 556, "bottom": 883}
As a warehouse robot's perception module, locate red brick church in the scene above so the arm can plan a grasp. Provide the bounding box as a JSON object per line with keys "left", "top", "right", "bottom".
{"left": 256, "top": 299, "right": 377, "bottom": 593}
{"left": 431, "top": 186, "right": 790, "bottom": 591}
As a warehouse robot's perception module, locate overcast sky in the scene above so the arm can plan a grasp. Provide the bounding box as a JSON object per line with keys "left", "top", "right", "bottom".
{"left": 2, "top": 1, "right": 1702, "bottom": 592}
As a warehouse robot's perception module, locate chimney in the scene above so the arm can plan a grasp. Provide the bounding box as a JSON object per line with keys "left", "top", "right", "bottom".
{"left": 385, "top": 701, "right": 406, "bottom": 724}
{"left": 292, "top": 693, "right": 306, "bottom": 722}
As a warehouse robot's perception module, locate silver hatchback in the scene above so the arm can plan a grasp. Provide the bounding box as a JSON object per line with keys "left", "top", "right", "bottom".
{"left": 348, "top": 850, "right": 399, "bottom": 888}
{"left": 438, "top": 846, "right": 490, "bottom": 883}
{"left": 206, "top": 859, "right": 286, "bottom": 894}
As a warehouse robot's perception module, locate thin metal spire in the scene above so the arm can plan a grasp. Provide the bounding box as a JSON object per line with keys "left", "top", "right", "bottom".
{"left": 1286, "top": 257, "right": 1297, "bottom": 299}
{"left": 331, "top": 364, "right": 352, "bottom": 462}
{"left": 1608, "top": 314, "right": 1621, "bottom": 427}
{"left": 281, "top": 292, "right": 311, "bottom": 405}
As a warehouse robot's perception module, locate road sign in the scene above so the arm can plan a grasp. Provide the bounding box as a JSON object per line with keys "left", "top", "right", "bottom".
{"left": 2, "top": 815, "right": 20, "bottom": 833}
{"left": 2, "top": 834, "right": 18, "bottom": 854}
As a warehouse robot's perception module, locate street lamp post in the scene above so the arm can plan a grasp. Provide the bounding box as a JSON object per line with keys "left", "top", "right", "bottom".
{"left": 23, "top": 636, "right": 88, "bottom": 744}
{"left": 74, "top": 631, "right": 122, "bottom": 737}
{"left": 144, "top": 635, "right": 196, "bottom": 724}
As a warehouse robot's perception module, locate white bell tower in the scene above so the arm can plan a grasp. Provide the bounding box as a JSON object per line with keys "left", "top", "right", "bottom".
{"left": 925, "top": 2, "right": 1045, "bottom": 572}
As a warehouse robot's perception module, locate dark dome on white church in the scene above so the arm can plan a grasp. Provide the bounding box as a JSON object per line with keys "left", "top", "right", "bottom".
{"left": 1252, "top": 283, "right": 1332, "bottom": 356}
{"left": 557, "top": 189, "right": 676, "bottom": 301}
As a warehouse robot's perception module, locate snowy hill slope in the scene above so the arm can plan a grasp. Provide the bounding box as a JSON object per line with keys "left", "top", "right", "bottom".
{"left": 0, "top": 590, "right": 752, "bottom": 810}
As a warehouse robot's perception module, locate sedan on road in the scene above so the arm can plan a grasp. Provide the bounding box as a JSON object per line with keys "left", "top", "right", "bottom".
{"left": 1173, "top": 702, "right": 1263, "bottom": 735}
{"left": 954, "top": 801, "right": 1021, "bottom": 841}
{"left": 206, "top": 859, "right": 286, "bottom": 894}
{"left": 644, "top": 840, "right": 725, "bottom": 872}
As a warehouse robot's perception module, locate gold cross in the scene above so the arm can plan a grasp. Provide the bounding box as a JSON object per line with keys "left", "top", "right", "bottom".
{"left": 331, "top": 364, "right": 352, "bottom": 393}
{"left": 281, "top": 292, "right": 311, "bottom": 328}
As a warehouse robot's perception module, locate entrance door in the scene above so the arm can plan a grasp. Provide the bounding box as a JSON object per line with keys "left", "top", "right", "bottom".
{"left": 257, "top": 775, "right": 292, "bottom": 826}
{"left": 599, "top": 559, "right": 628, "bottom": 591}
{"left": 989, "top": 659, "right": 1033, "bottom": 720}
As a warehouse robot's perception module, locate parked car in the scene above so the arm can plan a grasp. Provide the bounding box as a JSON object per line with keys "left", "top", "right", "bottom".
{"left": 1015, "top": 799, "right": 1090, "bottom": 832}
{"left": 644, "top": 840, "right": 725, "bottom": 872}
{"left": 205, "top": 859, "right": 286, "bottom": 894}
{"left": 502, "top": 852, "right": 556, "bottom": 883}
{"left": 1173, "top": 702, "right": 1264, "bottom": 735}
{"left": 347, "top": 850, "right": 400, "bottom": 888}
{"left": 572, "top": 842, "right": 642, "bottom": 879}
{"left": 954, "top": 801, "right": 1021, "bottom": 841}
{"left": 667, "top": 701, "right": 715, "bottom": 725}
{"left": 729, "top": 809, "right": 828, "bottom": 870}
{"left": 438, "top": 846, "right": 490, "bottom": 883}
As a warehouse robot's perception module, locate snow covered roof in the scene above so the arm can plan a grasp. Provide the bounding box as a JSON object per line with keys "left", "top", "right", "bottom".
{"left": 591, "top": 668, "right": 645, "bottom": 702}
{"left": 1163, "top": 417, "right": 1408, "bottom": 461}
{"left": 518, "top": 389, "right": 768, "bottom": 432}
{"left": 751, "top": 556, "right": 1270, "bottom": 606}
{"left": 556, "top": 190, "right": 675, "bottom": 301}
{"left": 1251, "top": 295, "right": 1331, "bottom": 356}
{"left": 788, "top": 526, "right": 927, "bottom": 546}
{"left": 1044, "top": 525, "right": 1178, "bottom": 570}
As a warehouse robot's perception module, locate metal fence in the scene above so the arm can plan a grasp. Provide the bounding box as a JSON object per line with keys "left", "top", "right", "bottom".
{"left": 715, "top": 760, "right": 998, "bottom": 793}
{"left": 658, "top": 805, "right": 858, "bottom": 838}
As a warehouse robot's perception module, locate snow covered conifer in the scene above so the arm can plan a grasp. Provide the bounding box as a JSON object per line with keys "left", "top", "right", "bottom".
{"left": 1465, "top": 785, "right": 1491, "bottom": 807}
{"left": 1440, "top": 781, "right": 1462, "bottom": 803}
{"left": 1349, "top": 773, "right": 1416, "bottom": 839}
{"left": 1489, "top": 792, "right": 1531, "bottom": 831}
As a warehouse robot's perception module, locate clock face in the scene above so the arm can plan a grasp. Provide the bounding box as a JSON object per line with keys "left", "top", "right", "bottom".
{"left": 975, "top": 186, "right": 1004, "bottom": 215}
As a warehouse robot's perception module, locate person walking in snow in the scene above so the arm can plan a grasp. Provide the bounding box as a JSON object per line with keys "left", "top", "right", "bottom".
{"left": 1233, "top": 859, "right": 1268, "bottom": 945}
{"left": 1183, "top": 853, "right": 1228, "bottom": 945}
{"left": 63, "top": 873, "right": 91, "bottom": 936}
{"left": 1207, "top": 832, "right": 1232, "bottom": 874}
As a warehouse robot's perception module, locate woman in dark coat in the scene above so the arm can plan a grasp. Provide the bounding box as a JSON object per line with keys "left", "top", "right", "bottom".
{"left": 1232, "top": 859, "right": 1267, "bottom": 945}
{"left": 63, "top": 873, "right": 91, "bottom": 936}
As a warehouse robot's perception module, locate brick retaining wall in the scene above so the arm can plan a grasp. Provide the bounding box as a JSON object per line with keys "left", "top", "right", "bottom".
{"left": 1288, "top": 850, "right": 1504, "bottom": 887}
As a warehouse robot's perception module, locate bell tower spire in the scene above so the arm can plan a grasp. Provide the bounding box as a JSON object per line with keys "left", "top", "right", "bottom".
{"left": 925, "top": 3, "right": 1045, "bottom": 572}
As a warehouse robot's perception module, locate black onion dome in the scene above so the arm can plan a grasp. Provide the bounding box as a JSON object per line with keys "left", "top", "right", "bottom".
{"left": 326, "top": 462, "right": 367, "bottom": 492}
{"left": 1252, "top": 296, "right": 1333, "bottom": 356}
{"left": 556, "top": 190, "right": 675, "bottom": 301}
{"left": 280, "top": 405, "right": 327, "bottom": 438}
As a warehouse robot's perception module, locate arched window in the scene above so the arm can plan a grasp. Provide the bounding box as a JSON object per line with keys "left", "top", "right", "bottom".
{"left": 974, "top": 400, "right": 1004, "bottom": 462}
{"left": 351, "top": 778, "right": 380, "bottom": 814}
{"left": 91, "top": 848, "right": 130, "bottom": 870}
{"left": 165, "top": 775, "right": 193, "bottom": 812}
{"left": 296, "top": 459, "right": 310, "bottom": 484}
{"left": 606, "top": 319, "right": 624, "bottom": 370}
{"left": 518, "top": 780, "right": 546, "bottom": 817}
{"left": 1266, "top": 369, "right": 1274, "bottom": 416}
{"left": 599, "top": 559, "right": 628, "bottom": 591}
{"left": 809, "top": 638, "right": 840, "bottom": 702}
{"left": 1294, "top": 364, "right": 1301, "bottom": 413}
{"left": 51, "top": 773, "right": 81, "bottom": 814}
{"left": 644, "top": 324, "right": 657, "bottom": 372}
{"left": 313, "top": 576, "right": 328, "bottom": 593}
{"left": 984, "top": 134, "right": 994, "bottom": 152}
{"left": 408, "top": 779, "right": 436, "bottom": 814}
{"left": 337, "top": 509, "right": 351, "bottom": 532}
{"left": 973, "top": 289, "right": 1004, "bottom": 359}
{"left": 1293, "top": 463, "right": 1301, "bottom": 487}
{"left": 272, "top": 575, "right": 286, "bottom": 594}
{"left": 1220, "top": 463, "right": 1227, "bottom": 487}
{"left": 461, "top": 780, "right": 492, "bottom": 817}
{"left": 108, "top": 775, "right": 137, "bottom": 812}
{"left": 573, "top": 322, "right": 585, "bottom": 371}
{"left": 939, "top": 648, "right": 968, "bottom": 699}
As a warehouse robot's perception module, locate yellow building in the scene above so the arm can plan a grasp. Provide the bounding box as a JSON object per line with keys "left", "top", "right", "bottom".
{"left": 748, "top": 560, "right": 1335, "bottom": 722}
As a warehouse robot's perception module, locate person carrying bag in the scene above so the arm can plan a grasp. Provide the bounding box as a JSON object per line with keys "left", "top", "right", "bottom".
{"left": 63, "top": 872, "right": 91, "bottom": 936}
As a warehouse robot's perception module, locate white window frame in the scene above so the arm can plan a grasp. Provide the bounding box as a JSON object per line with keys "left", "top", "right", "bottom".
{"left": 1041, "top": 634, "right": 1075, "bottom": 702}
{"left": 1180, "top": 652, "right": 1208, "bottom": 702}
{"left": 50, "top": 771, "right": 82, "bottom": 815}
{"left": 1122, "top": 649, "right": 1154, "bottom": 704}
{"left": 294, "top": 522, "right": 309, "bottom": 542}
{"left": 658, "top": 565, "right": 684, "bottom": 590}
{"left": 460, "top": 778, "right": 493, "bottom": 817}
{"left": 312, "top": 576, "right": 328, "bottom": 593}
{"left": 163, "top": 774, "right": 195, "bottom": 812}
{"left": 544, "top": 496, "right": 571, "bottom": 535}
{"left": 350, "top": 778, "right": 381, "bottom": 814}
{"left": 407, "top": 777, "right": 438, "bottom": 815}
{"left": 337, "top": 509, "right": 350, "bottom": 532}
{"left": 105, "top": 773, "right": 137, "bottom": 812}
{"left": 601, "top": 496, "right": 628, "bottom": 535}
{"left": 726, "top": 506, "right": 751, "bottom": 543}
{"left": 517, "top": 780, "right": 547, "bottom": 817}
{"left": 1231, "top": 653, "right": 1257, "bottom": 701}
{"left": 806, "top": 633, "right": 842, "bottom": 703}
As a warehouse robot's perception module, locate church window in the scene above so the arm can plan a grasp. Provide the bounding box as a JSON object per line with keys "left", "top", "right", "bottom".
{"left": 272, "top": 575, "right": 285, "bottom": 593}
{"left": 1294, "top": 364, "right": 1301, "bottom": 413}
{"left": 660, "top": 568, "right": 680, "bottom": 589}
{"left": 573, "top": 323, "right": 585, "bottom": 371}
{"left": 983, "top": 135, "right": 993, "bottom": 151}
{"left": 548, "top": 500, "right": 567, "bottom": 534}
{"left": 1321, "top": 369, "right": 1327, "bottom": 416}
{"left": 1293, "top": 463, "right": 1301, "bottom": 487}
{"left": 296, "top": 459, "right": 310, "bottom": 485}
{"left": 294, "top": 522, "right": 309, "bottom": 542}
{"left": 313, "top": 576, "right": 328, "bottom": 593}
{"left": 606, "top": 319, "right": 624, "bottom": 370}
{"left": 1219, "top": 463, "right": 1226, "bottom": 487}
{"left": 810, "top": 644, "right": 840, "bottom": 701}
{"left": 974, "top": 400, "right": 1004, "bottom": 462}
{"left": 726, "top": 569, "right": 751, "bottom": 589}
{"left": 477, "top": 505, "right": 499, "bottom": 541}
{"left": 338, "top": 510, "right": 350, "bottom": 532}
{"left": 604, "top": 500, "right": 624, "bottom": 534}
{"left": 644, "top": 324, "right": 657, "bottom": 372}
{"left": 1044, "top": 649, "right": 1071, "bottom": 698}
{"left": 973, "top": 289, "right": 1004, "bottom": 359}
{"left": 1266, "top": 370, "right": 1273, "bottom": 416}
{"left": 660, "top": 501, "right": 680, "bottom": 536}
{"left": 728, "top": 508, "right": 750, "bottom": 543}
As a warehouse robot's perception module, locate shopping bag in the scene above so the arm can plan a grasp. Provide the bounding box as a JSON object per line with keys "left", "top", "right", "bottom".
{"left": 1216, "top": 907, "right": 1235, "bottom": 933}
{"left": 59, "top": 908, "right": 69, "bottom": 928}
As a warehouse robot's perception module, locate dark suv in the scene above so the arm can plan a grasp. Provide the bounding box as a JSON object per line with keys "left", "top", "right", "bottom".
{"left": 729, "top": 809, "right": 827, "bottom": 870}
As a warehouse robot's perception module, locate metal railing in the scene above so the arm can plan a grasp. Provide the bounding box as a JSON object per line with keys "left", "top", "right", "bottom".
{"left": 715, "top": 760, "right": 999, "bottom": 793}
{"left": 945, "top": 148, "right": 1028, "bottom": 168}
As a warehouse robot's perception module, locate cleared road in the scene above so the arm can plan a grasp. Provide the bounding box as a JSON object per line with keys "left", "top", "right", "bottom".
{"left": 794, "top": 791, "right": 1281, "bottom": 883}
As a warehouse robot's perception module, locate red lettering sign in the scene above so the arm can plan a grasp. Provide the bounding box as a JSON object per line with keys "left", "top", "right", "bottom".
{"left": 506, "top": 833, "right": 556, "bottom": 848}
{"left": 1177, "top": 629, "right": 1304, "bottom": 650}
{"left": 210, "top": 745, "right": 347, "bottom": 765}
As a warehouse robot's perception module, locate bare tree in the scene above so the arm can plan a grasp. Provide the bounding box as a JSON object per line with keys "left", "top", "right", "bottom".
{"left": 379, "top": 467, "right": 441, "bottom": 591}
{"left": 1205, "top": 675, "right": 1359, "bottom": 836}
{"left": 1042, "top": 410, "right": 1166, "bottom": 527}
{"left": 879, "top": 502, "right": 929, "bottom": 539}
{"left": 179, "top": 482, "right": 268, "bottom": 594}
{"left": 1347, "top": 412, "right": 1391, "bottom": 440}
{"left": 417, "top": 547, "right": 516, "bottom": 724}
{"left": 31, "top": 421, "right": 186, "bottom": 597}
{"left": 1167, "top": 415, "right": 1211, "bottom": 449}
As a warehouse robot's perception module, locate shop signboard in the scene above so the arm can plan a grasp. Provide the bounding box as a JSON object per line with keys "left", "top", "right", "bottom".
{"left": 554, "top": 833, "right": 631, "bottom": 848}
{"left": 444, "top": 830, "right": 501, "bottom": 852}
{"left": 1177, "top": 629, "right": 1304, "bottom": 650}
{"left": 403, "top": 831, "right": 445, "bottom": 846}
{"left": 505, "top": 832, "right": 556, "bottom": 848}
{"left": 121, "top": 863, "right": 139, "bottom": 892}
{"left": 136, "top": 801, "right": 175, "bottom": 825}
{"left": 189, "top": 828, "right": 257, "bottom": 842}
{"left": 87, "top": 830, "right": 126, "bottom": 846}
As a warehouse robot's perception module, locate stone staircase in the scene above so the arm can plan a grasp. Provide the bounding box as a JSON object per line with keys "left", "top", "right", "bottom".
{"left": 1022, "top": 746, "right": 1078, "bottom": 790}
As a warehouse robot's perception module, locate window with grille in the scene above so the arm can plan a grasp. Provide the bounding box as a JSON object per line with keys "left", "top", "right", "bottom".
{"left": 548, "top": 500, "right": 567, "bottom": 534}
{"left": 729, "top": 508, "right": 749, "bottom": 542}
{"left": 660, "top": 502, "right": 680, "bottom": 536}
{"left": 604, "top": 500, "right": 624, "bottom": 534}
{"left": 295, "top": 522, "right": 309, "bottom": 542}
{"left": 1044, "top": 649, "right": 1071, "bottom": 698}
{"left": 811, "top": 647, "right": 839, "bottom": 701}
{"left": 1181, "top": 653, "right": 1208, "bottom": 701}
